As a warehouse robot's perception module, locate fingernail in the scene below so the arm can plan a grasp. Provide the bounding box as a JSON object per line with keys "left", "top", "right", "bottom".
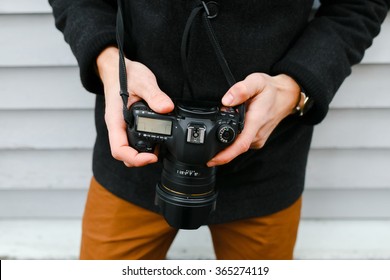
{"left": 222, "top": 92, "right": 234, "bottom": 106}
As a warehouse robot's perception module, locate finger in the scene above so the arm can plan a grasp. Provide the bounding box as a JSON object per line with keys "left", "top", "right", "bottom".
{"left": 146, "top": 90, "right": 174, "bottom": 114}
{"left": 108, "top": 126, "right": 158, "bottom": 167}
{"left": 131, "top": 78, "right": 174, "bottom": 114}
{"left": 222, "top": 74, "right": 266, "bottom": 107}
{"left": 207, "top": 114, "right": 260, "bottom": 167}
{"left": 207, "top": 134, "right": 251, "bottom": 167}
{"left": 105, "top": 109, "right": 158, "bottom": 167}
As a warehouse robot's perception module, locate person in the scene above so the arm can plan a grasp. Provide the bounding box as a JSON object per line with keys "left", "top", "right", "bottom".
{"left": 49, "top": 0, "right": 389, "bottom": 259}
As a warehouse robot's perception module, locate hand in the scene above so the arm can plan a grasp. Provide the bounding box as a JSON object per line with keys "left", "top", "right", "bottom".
{"left": 96, "top": 47, "right": 174, "bottom": 167}
{"left": 207, "top": 73, "right": 300, "bottom": 167}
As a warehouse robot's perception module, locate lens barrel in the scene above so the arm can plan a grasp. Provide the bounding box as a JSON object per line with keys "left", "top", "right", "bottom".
{"left": 155, "top": 155, "right": 218, "bottom": 229}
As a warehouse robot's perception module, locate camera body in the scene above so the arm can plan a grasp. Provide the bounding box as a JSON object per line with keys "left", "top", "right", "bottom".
{"left": 125, "top": 101, "right": 241, "bottom": 229}
{"left": 127, "top": 101, "right": 239, "bottom": 163}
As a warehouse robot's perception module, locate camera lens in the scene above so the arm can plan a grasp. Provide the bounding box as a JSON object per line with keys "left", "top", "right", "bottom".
{"left": 155, "top": 153, "right": 218, "bottom": 229}
{"left": 217, "top": 124, "right": 236, "bottom": 144}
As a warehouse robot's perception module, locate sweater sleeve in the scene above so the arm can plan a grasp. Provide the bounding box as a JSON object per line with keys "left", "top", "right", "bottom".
{"left": 49, "top": 0, "right": 118, "bottom": 95}
{"left": 271, "top": 0, "right": 390, "bottom": 125}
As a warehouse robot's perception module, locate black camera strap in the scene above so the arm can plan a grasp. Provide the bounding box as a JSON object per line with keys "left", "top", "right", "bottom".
{"left": 116, "top": 0, "right": 245, "bottom": 131}
{"left": 116, "top": 0, "right": 129, "bottom": 109}
{"left": 181, "top": 2, "right": 235, "bottom": 95}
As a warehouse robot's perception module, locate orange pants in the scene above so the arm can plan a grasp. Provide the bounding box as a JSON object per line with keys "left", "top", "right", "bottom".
{"left": 80, "top": 177, "right": 302, "bottom": 260}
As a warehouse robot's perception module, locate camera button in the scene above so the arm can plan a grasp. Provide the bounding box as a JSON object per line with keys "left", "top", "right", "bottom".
{"left": 135, "top": 140, "right": 149, "bottom": 152}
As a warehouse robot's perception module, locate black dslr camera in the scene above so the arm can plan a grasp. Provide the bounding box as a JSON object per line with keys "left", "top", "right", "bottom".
{"left": 116, "top": 0, "right": 244, "bottom": 229}
{"left": 125, "top": 101, "right": 241, "bottom": 229}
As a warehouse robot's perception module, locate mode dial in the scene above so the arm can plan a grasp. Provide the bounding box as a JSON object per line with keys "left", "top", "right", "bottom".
{"left": 217, "top": 125, "right": 236, "bottom": 144}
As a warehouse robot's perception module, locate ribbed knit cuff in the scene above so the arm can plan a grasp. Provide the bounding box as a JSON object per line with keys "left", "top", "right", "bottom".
{"left": 77, "top": 31, "right": 118, "bottom": 95}
{"left": 271, "top": 58, "right": 332, "bottom": 125}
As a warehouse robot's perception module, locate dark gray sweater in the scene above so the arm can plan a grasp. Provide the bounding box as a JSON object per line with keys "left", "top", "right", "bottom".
{"left": 50, "top": 0, "right": 389, "bottom": 223}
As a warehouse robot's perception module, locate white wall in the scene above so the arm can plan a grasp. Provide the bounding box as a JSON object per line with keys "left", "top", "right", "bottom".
{"left": 0, "top": 0, "right": 389, "bottom": 259}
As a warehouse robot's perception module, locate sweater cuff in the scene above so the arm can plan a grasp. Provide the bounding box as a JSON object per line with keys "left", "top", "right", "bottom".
{"left": 76, "top": 31, "right": 117, "bottom": 95}
{"left": 271, "top": 59, "right": 332, "bottom": 125}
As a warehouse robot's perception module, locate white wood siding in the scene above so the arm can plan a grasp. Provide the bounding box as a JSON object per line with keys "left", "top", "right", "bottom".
{"left": 0, "top": 0, "right": 389, "bottom": 259}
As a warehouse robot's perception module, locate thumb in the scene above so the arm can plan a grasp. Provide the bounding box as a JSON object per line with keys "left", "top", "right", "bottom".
{"left": 125, "top": 60, "right": 175, "bottom": 114}
{"left": 221, "top": 74, "right": 266, "bottom": 107}
{"left": 141, "top": 88, "right": 175, "bottom": 114}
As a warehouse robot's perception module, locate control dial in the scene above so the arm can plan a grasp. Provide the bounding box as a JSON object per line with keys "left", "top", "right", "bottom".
{"left": 217, "top": 125, "right": 236, "bottom": 144}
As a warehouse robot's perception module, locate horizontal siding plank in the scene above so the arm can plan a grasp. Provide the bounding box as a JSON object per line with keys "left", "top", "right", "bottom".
{"left": 311, "top": 109, "right": 390, "bottom": 149}
{"left": 0, "top": 110, "right": 95, "bottom": 149}
{"left": 362, "top": 13, "right": 390, "bottom": 64}
{"left": 0, "top": 0, "right": 50, "bottom": 14}
{"left": 0, "top": 13, "right": 389, "bottom": 67}
{"left": 1, "top": 149, "right": 389, "bottom": 190}
{"left": 0, "top": 150, "right": 93, "bottom": 190}
{"left": 0, "top": 67, "right": 94, "bottom": 110}
{"left": 306, "top": 149, "right": 390, "bottom": 189}
{"left": 302, "top": 189, "right": 390, "bottom": 219}
{"left": 1, "top": 64, "right": 390, "bottom": 110}
{"left": 1, "top": 109, "right": 390, "bottom": 149}
{"left": 0, "top": 188, "right": 389, "bottom": 219}
{"left": 333, "top": 64, "right": 390, "bottom": 108}
{"left": 0, "top": 15, "right": 76, "bottom": 67}
{"left": 0, "top": 190, "right": 87, "bottom": 218}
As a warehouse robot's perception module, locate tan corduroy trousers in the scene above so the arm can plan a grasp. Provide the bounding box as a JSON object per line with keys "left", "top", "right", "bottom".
{"left": 80, "top": 177, "right": 302, "bottom": 260}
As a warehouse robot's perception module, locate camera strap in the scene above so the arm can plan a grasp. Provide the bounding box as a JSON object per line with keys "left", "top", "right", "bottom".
{"left": 116, "top": 0, "right": 245, "bottom": 132}
{"left": 116, "top": 0, "right": 129, "bottom": 109}
{"left": 181, "top": 2, "right": 236, "bottom": 93}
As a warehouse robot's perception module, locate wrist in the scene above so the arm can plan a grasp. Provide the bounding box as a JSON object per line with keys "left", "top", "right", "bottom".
{"left": 273, "top": 74, "right": 301, "bottom": 114}
{"left": 96, "top": 46, "right": 120, "bottom": 82}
